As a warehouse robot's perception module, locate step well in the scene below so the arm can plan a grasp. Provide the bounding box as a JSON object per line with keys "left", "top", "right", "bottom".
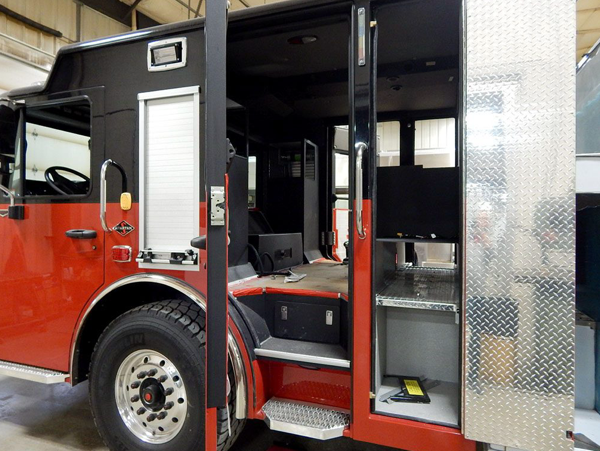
{"left": 0, "top": 360, "right": 68, "bottom": 384}
{"left": 262, "top": 398, "right": 350, "bottom": 440}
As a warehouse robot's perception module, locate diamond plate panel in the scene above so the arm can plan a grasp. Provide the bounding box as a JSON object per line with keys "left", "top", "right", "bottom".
{"left": 463, "top": 1, "right": 576, "bottom": 450}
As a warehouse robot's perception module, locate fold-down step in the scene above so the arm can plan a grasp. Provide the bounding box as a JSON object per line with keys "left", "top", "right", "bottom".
{"left": 262, "top": 398, "right": 350, "bottom": 440}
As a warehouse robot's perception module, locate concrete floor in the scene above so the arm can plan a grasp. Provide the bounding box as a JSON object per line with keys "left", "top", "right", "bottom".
{"left": 0, "top": 376, "right": 396, "bottom": 451}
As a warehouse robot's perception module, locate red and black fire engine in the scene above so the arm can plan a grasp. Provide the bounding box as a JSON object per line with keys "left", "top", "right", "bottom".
{"left": 0, "top": 0, "right": 577, "bottom": 450}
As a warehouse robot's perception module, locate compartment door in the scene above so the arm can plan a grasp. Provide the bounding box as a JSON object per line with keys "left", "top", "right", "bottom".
{"left": 463, "top": 0, "right": 575, "bottom": 450}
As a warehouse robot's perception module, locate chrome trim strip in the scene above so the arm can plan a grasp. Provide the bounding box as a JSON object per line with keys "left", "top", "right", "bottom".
{"left": 228, "top": 331, "right": 247, "bottom": 420}
{"left": 254, "top": 348, "right": 351, "bottom": 369}
{"left": 0, "top": 360, "right": 68, "bottom": 384}
{"left": 70, "top": 274, "right": 248, "bottom": 419}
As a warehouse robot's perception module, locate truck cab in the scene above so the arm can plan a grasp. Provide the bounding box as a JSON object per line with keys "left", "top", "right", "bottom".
{"left": 0, "top": 0, "right": 577, "bottom": 451}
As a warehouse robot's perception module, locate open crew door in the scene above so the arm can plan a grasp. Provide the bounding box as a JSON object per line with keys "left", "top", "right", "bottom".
{"left": 462, "top": 1, "right": 575, "bottom": 450}
{"left": 204, "top": 0, "right": 230, "bottom": 449}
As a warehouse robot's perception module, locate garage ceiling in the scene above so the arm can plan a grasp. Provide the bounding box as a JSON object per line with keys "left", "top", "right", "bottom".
{"left": 117, "top": 0, "right": 276, "bottom": 23}
{"left": 579, "top": 0, "right": 600, "bottom": 61}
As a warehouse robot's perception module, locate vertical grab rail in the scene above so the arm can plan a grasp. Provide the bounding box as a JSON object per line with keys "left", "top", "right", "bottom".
{"left": 355, "top": 142, "right": 367, "bottom": 239}
{"left": 100, "top": 159, "right": 128, "bottom": 233}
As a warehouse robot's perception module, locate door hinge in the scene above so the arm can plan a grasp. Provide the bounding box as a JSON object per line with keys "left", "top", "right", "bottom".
{"left": 210, "top": 186, "right": 225, "bottom": 226}
{"left": 321, "top": 231, "right": 336, "bottom": 246}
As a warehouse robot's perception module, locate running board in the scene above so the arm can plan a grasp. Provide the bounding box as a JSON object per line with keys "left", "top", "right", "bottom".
{"left": 0, "top": 360, "right": 68, "bottom": 384}
{"left": 262, "top": 398, "right": 350, "bottom": 440}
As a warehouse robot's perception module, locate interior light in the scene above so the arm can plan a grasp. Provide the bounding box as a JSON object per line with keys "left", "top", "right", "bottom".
{"left": 288, "top": 35, "right": 318, "bottom": 45}
{"left": 426, "top": 61, "right": 436, "bottom": 66}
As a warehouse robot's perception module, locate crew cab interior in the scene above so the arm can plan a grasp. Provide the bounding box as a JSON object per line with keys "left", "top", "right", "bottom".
{"left": 225, "top": 0, "right": 462, "bottom": 428}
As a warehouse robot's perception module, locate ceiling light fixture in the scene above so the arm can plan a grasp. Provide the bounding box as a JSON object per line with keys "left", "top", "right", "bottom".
{"left": 288, "top": 35, "right": 318, "bottom": 45}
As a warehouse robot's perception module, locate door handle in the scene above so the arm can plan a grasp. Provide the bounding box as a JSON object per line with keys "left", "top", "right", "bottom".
{"left": 190, "top": 235, "right": 207, "bottom": 250}
{"left": 65, "top": 229, "right": 97, "bottom": 239}
{"left": 355, "top": 142, "right": 367, "bottom": 239}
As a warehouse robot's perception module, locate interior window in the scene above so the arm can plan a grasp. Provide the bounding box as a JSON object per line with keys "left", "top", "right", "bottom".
{"left": 376, "top": 121, "right": 400, "bottom": 167}
{"left": 414, "top": 118, "right": 456, "bottom": 168}
{"left": 12, "top": 99, "right": 91, "bottom": 197}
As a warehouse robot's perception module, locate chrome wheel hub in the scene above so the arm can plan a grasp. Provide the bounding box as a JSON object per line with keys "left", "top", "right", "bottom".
{"left": 115, "top": 349, "right": 188, "bottom": 444}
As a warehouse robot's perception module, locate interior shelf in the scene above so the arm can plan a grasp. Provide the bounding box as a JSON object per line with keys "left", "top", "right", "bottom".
{"left": 376, "top": 266, "right": 459, "bottom": 313}
{"left": 375, "top": 378, "right": 459, "bottom": 428}
{"left": 377, "top": 237, "right": 458, "bottom": 244}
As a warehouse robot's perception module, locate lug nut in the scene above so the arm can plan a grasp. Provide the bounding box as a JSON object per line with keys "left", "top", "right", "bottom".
{"left": 131, "top": 381, "right": 141, "bottom": 389}
{"left": 147, "top": 413, "right": 157, "bottom": 422}
{"left": 131, "top": 395, "right": 140, "bottom": 403}
{"left": 158, "top": 375, "right": 168, "bottom": 383}
{"left": 164, "top": 402, "right": 174, "bottom": 410}
{"left": 157, "top": 412, "right": 168, "bottom": 420}
{"left": 137, "top": 371, "right": 148, "bottom": 379}
{"left": 147, "top": 369, "right": 158, "bottom": 377}
{"left": 164, "top": 388, "right": 174, "bottom": 396}
{"left": 136, "top": 407, "right": 146, "bottom": 415}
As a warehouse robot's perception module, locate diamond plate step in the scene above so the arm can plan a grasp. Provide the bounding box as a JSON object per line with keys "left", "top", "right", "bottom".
{"left": 0, "top": 360, "right": 68, "bottom": 384}
{"left": 262, "top": 398, "right": 350, "bottom": 440}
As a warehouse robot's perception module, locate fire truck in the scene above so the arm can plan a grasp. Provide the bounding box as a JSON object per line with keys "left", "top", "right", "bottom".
{"left": 0, "top": 0, "right": 576, "bottom": 450}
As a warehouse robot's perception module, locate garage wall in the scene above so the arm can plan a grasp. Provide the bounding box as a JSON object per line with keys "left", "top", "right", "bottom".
{"left": 0, "top": 0, "right": 130, "bottom": 92}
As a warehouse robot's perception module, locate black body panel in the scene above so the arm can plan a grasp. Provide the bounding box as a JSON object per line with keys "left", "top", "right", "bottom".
{"left": 377, "top": 166, "right": 459, "bottom": 240}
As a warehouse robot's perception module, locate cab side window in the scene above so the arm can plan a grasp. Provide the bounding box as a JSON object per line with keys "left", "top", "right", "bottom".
{"left": 13, "top": 99, "right": 91, "bottom": 197}
{"left": 0, "top": 104, "right": 18, "bottom": 191}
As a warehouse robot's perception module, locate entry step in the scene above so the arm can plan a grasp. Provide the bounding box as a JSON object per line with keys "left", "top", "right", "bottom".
{"left": 0, "top": 360, "right": 68, "bottom": 384}
{"left": 262, "top": 398, "right": 350, "bottom": 440}
{"left": 255, "top": 337, "right": 350, "bottom": 369}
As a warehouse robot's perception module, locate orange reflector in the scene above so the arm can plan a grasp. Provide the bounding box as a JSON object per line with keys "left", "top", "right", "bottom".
{"left": 112, "top": 246, "right": 132, "bottom": 263}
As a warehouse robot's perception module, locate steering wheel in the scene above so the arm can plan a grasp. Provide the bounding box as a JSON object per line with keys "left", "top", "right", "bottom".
{"left": 44, "top": 166, "right": 90, "bottom": 195}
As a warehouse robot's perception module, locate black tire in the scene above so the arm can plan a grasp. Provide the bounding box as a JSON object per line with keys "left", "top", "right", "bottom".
{"left": 89, "top": 299, "right": 245, "bottom": 451}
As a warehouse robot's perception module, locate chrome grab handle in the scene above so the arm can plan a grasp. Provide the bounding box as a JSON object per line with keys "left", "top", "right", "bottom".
{"left": 355, "top": 142, "right": 367, "bottom": 240}
{"left": 100, "top": 159, "right": 112, "bottom": 233}
{"left": 0, "top": 185, "right": 15, "bottom": 207}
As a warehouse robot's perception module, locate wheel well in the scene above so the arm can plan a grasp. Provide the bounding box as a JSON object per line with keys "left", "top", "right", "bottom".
{"left": 72, "top": 282, "right": 198, "bottom": 385}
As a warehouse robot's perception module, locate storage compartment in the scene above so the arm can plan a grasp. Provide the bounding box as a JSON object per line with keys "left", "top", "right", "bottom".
{"left": 374, "top": 257, "right": 461, "bottom": 428}
{"left": 274, "top": 300, "right": 340, "bottom": 344}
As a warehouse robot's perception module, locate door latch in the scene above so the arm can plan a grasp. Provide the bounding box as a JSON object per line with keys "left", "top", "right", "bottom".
{"left": 210, "top": 186, "right": 225, "bottom": 226}
{"left": 281, "top": 306, "right": 288, "bottom": 321}
{"left": 326, "top": 310, "right": 333, "bottom": 326}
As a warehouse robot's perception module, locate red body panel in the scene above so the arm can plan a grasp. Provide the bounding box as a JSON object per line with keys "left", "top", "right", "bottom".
{"left": 266, "top": 362, "right": 351, "bottom": 410}
{"left": 350, "top": 200, "right": 475, "bottom": 451}
{"left": 0, "top": 203, "right": 104, "bottom": 371}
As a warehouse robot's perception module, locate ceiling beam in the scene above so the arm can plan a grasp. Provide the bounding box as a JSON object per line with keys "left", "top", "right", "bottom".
{"left": 578, "top": 27, "right": 600, "bottom": 34}
{"left": 122, "top": 0, "right": 145, "bottom": 20}
{"left": 577, "top": 7, "right": 600, "bottom": 13}
{"left": 76, "top": 0, "right": 159, "bottom": 27}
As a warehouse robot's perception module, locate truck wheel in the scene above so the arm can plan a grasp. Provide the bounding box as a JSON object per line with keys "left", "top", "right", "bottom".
{"left": 89, "top": 300, "right": 245, "bottom": 451}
